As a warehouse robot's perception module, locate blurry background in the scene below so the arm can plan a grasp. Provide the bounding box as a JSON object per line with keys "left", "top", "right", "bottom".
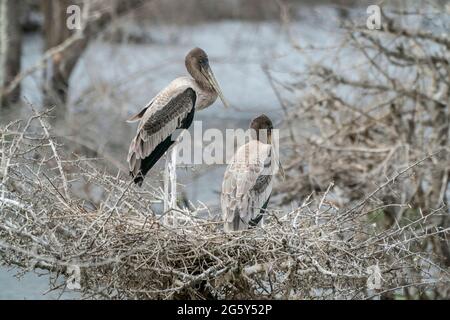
{"left": 0, "top": 0, "right": 449, "bottom": 299}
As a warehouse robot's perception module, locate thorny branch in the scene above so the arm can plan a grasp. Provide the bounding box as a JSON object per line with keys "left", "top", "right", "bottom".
{"left": 0, "top": 110, "right": 448, "bottom": 299}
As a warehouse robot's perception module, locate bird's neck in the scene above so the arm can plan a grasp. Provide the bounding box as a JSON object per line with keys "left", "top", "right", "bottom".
{"left": 194, "top": 76, "right": 214, "bottom": 92}
{"left": 193, "top": 83, "right": 218, "bottom": 110}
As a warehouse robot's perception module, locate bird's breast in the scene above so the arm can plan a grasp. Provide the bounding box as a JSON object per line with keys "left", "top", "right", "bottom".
{"left": 170, "top": 77, "right": 217, "bottom": 110}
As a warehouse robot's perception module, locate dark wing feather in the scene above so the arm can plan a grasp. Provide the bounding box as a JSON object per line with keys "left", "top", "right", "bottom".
{"left": 129, "top": 88, "right": 196, "bottom": 186}
{"left": 248, "top": 194, "right": 271, "bottom": 227}
{"left": 133, "top": 136, "right": 174, "bottom": 186}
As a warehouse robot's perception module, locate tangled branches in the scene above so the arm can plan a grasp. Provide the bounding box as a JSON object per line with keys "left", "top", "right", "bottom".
{"left": 0, "top": 110, "right": 448, "bottom": 299}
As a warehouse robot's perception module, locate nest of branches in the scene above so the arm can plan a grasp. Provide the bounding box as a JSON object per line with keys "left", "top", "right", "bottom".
{"left": 0, "top": 109, "right": 449, "bottom": 299}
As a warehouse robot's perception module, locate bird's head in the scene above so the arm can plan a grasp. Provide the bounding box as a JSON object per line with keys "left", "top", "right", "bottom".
{"left": 250, "top": 114, "right": 285, "bottom": 179}
{"left": 250, "top": 114, "right": 273, "bottom": 143}
{"left": 185, "top": 47, "right": 229, "bottom": 108}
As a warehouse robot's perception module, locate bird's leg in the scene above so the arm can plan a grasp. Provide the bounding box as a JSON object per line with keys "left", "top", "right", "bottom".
{"left": 163, "top": 154, "right": 170, "bottom": 224}
{"left": 163, "top": 144, "right": 178, "bottom": 227}
{"left": 169, "top": 144, "right": 178, "bottom": 227}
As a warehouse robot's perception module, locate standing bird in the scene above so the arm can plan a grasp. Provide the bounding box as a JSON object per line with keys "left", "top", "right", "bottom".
{"left": 126, "top": 48, "right": 228, "bottom": 186}
{"left": 221, "top": 114, "right": 282, "bottom": 232}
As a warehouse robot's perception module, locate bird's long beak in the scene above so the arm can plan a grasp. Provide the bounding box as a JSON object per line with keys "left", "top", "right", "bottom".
{"left": 202, "top": 64, "right": 229, "bottom": 108}
{"left": 278, "top": 160, "right": 286, "bottom": 181}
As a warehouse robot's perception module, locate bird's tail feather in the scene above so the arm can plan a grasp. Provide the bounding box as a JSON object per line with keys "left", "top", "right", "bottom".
{"left": 130, "top": 135, "right": 174, "bottom": 186}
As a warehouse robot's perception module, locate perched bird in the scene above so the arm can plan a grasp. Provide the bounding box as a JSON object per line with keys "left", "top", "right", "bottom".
{"left": 127, "top": 47, "right": 228, "bottom": 186}
{"left": 221, "top": 114, "right": 282, "bottom": 232}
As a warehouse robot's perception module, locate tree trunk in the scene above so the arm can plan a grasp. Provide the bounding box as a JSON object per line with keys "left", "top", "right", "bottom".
{"left": 0, "top": 0, "right": 22, "bottom": 108}
{"left": 40, "top": 0, "right": 145, "bottom": 114}
{"left": 41, "top": 0, "right": 87, "bottom": 110}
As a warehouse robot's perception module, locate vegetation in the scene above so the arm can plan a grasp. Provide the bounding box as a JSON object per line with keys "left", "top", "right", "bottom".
{"left": 0, "top": 0, "right": 449, "bottom": 299}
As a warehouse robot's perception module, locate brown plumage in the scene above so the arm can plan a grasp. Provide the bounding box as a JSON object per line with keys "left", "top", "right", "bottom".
{"left": 126, "top": 47, "right": 228, "bottom": 186}
{"left": 221, "top": 114, "right": 279, "bottom": 232}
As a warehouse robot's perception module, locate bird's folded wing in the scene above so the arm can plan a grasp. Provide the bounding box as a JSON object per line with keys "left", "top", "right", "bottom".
{"left": 127, "top": 86, "right": 196, "bottom": 174}
{"left": 221, "top": 142, "right": 272, "bottom": 224}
